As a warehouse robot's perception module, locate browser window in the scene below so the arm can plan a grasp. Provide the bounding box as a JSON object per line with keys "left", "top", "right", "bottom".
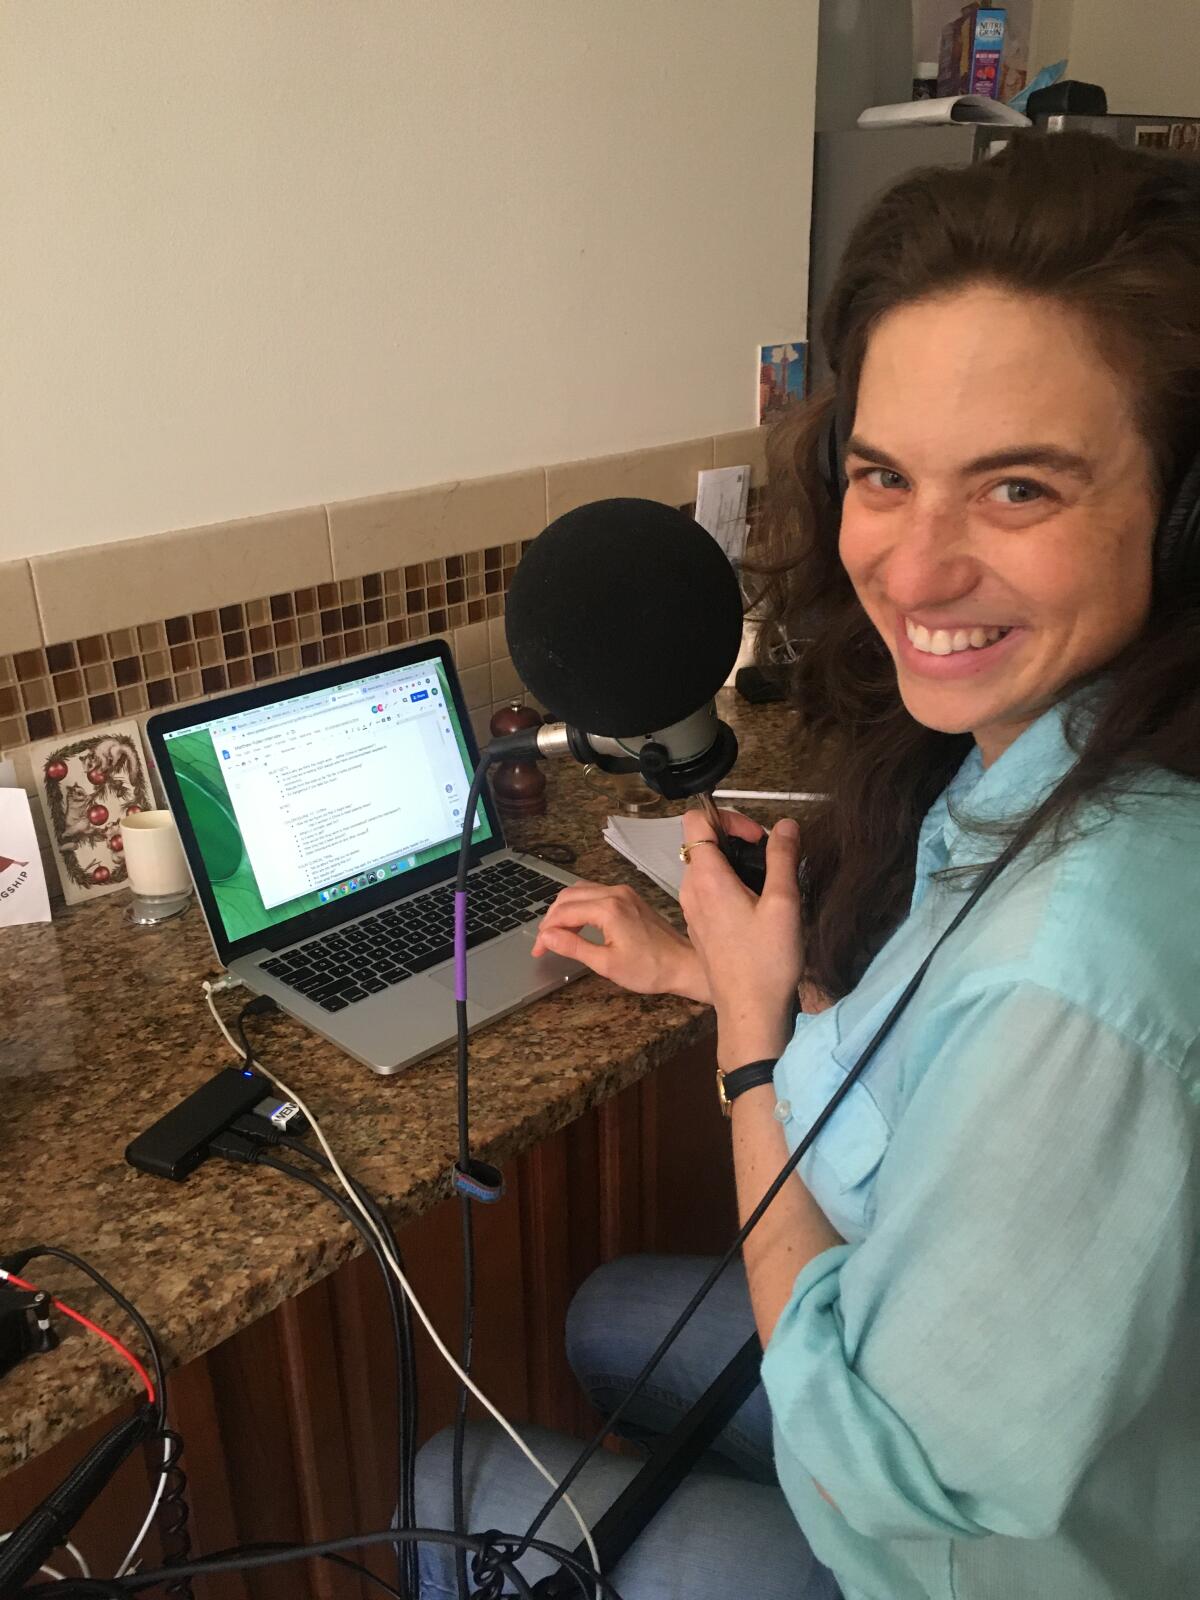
{"left": 159, "top": 656, "right": 492, "bottom": 943}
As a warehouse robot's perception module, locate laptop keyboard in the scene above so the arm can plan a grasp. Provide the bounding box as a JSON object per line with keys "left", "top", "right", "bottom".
{"left": 257, "top": 858, "right": 565, "bottom": 1013}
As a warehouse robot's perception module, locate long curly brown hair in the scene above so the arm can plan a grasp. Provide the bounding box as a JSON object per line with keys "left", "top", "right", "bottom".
{"left": 752, "top": 132, "right": 1200, "bottom": 1001}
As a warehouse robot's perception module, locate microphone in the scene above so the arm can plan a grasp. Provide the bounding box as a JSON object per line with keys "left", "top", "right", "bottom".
{"left": 487, "top": 497, "right": 767, "bottom": 890}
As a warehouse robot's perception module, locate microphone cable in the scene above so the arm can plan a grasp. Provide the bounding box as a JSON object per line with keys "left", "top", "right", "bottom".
{"left": 28, "top": 1524, "right": 627, "bottom": 1600}
{"left": 451, "top": 747, "right": 499, "bottom": 1600}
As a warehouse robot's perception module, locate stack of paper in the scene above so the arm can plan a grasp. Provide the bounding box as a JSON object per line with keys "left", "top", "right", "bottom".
{"left": 603, "top": 813, "right": 686, "bottom": 900}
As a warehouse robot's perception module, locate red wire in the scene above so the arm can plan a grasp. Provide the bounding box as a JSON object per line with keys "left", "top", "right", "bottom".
{"left": 2, "top": 1270, "right": 156, "bottom": 1404}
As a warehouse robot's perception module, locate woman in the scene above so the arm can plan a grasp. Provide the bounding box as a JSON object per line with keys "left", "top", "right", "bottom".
{"left": 418, "top": 132, "right": 1200, "bottom": 1599}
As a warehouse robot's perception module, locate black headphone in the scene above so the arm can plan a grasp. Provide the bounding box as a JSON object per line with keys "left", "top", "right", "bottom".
{"left": 817, "top": 403, "right": 1200, "bottom": 605}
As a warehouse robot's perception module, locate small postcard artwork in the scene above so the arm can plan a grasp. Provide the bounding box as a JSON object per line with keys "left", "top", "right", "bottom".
{"left": 0, "top": 788, "right": 52, "bottom": 926}
{"left": 758, "top": 341, "right": 807, "bottom": 425}
{"left": 31, "top": 721, "right": 155, "bottom": 904}
{"left": 1169, "top": 122, "right": 1200, "bottom": 157}
{"left": 1135, "top": 125, "right": 1171, "bottom": 150}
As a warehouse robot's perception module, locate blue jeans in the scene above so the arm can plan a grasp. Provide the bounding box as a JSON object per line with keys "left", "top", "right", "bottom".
{"left": 416, "top": 1255, "right": 842, "bottom": 1599}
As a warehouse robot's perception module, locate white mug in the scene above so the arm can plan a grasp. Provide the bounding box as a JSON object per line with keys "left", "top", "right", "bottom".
{"left": 121, "top": 809, "right": 191, "bottom": 921}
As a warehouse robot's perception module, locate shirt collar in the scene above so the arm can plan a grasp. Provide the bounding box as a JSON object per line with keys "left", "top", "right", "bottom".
{"left": 912, "top": 694, "right": 1085, "bottom": 903}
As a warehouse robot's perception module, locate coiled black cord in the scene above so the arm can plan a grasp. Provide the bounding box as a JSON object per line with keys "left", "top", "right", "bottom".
{"left": 154, "top": 1428, "right": 193, "bottom": 1599}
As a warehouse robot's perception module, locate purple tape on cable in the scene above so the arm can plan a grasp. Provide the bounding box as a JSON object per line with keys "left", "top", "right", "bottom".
{"left": 454, "top": 890, "right": 468, "bottom": 1001}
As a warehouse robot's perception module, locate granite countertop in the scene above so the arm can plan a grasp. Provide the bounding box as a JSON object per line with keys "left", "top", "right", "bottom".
{"left": 0, "top": 692, "right": 820, "bottom": 1473}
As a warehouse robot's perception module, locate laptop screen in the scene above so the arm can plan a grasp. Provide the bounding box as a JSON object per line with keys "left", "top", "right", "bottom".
{"left": 157, "top": 653, "right": 493, "bottom": 946}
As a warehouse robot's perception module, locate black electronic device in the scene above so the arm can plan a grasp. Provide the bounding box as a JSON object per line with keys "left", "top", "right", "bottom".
{"left": 125, "top": 1065, "right": 275, "bottom": 1181}
{"left": 734, "top": 664, "right": 786, "bottom": 704}
{"left": 1026, "top": 79, "right": 1107, "bottom": 118}
{"left": 0, "top": 1278, "right": 56, "bottom": 1377}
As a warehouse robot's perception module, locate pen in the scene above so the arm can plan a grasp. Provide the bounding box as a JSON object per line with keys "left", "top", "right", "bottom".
{"left": 713, "top": 789, "right": 827, "bottom": 802}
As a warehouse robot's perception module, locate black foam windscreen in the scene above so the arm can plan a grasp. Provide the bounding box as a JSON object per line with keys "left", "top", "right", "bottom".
{"left": 505, "top": 498, "right": 744, "bottom": 735}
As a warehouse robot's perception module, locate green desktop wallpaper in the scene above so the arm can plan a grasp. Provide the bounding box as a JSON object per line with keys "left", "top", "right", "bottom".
{"left": 162, "top": 662, "right": 490, "bottom": 944}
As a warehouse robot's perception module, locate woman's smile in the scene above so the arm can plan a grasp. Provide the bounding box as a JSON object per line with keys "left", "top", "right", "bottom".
{"left": 894, "top": 613, "right": 1025, "bottom": 678}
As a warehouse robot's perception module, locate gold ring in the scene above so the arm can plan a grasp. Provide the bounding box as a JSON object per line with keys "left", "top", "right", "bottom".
{"left": 679, "top": 840, "right": 721, "bottom": 864}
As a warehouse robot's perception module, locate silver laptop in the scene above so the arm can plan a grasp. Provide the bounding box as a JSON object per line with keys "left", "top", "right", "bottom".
{"left": 148, "top": 638, "right": 588, "bottom": 1074}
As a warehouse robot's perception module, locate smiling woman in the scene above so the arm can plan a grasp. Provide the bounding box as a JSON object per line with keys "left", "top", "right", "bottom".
{"left": 755, "top": 131, "right": 1200, "bottom": 1002}
{"left": 418, "top": 133, "right": 1200, "bottom": 1600}
{"left": 840, "top": 286, "right": 1158, "bottom": 766}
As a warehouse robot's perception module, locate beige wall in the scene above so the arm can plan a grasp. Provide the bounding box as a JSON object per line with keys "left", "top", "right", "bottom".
{"left": 0, "top": 2, "right": 818, "bottom": 562}
{"left": 1030, "top": 0, "right": 1200, "bottom": 115}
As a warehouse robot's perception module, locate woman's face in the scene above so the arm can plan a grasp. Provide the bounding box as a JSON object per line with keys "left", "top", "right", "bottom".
{"left": 839, "top": 286, "right": 1158, "bottom": 765}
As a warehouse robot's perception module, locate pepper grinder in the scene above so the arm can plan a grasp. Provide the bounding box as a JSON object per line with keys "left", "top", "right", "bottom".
{"left": 489, "top": 701, "right": 547, "bottom": 817}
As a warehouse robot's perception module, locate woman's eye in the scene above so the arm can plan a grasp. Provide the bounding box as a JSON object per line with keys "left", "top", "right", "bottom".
{"left": 988, "top": 478, "right": 1045, "bottom": 505}
{"left": 861, "top": 467, "right": 908, "bottom": 492}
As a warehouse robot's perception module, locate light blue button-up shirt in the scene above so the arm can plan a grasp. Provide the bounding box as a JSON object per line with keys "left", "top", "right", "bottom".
{"left": 761, "top": 699, "right": 1200, "bottom": 1600}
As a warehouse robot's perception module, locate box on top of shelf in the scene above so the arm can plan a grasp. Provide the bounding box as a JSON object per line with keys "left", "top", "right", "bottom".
{"left": 938, "top": 6, "right": 1007, "bottom": 100}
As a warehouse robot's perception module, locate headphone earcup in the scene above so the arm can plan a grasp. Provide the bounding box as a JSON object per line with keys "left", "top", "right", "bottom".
{"left": 818, "top": 411, "right": 844, "bottom": 506}
{"left": 1155, "top": 450, "right": 1200, "bottom": 604}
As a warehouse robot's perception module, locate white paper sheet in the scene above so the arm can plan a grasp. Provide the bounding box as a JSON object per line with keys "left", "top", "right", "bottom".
{"left": 603, "top": 813, "right": 686, "bottom": 900}
{"left": 695, "top": 466, "right": 751, "bottom": 564}
{"left": 0, "top": 788, "right": 52, "bottom": 925}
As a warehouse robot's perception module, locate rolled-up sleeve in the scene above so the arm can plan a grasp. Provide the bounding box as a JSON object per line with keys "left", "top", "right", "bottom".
{"left": 760, "top": 981, "right": 1195, "bottom": 1543}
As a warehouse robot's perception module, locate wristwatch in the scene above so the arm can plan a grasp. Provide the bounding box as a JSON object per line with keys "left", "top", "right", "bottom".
{"left": 716, "top": 1058, "right": 777, "bottom": 1118}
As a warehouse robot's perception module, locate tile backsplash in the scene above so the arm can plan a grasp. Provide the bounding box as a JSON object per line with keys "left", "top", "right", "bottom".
{"left": 0, "top": 542, "right": 525, "bottom": 753}
{"left": 0, "top": 426, "right": 768, "bottom": 897}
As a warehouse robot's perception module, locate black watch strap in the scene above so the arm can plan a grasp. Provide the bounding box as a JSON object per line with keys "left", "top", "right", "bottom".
{"left": 716, "top": 1058, "right": 777, "bottom": 1117}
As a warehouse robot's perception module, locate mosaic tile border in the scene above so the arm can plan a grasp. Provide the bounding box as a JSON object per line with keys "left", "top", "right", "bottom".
{"left": 0, "top": 543, "right": 529, "bottom": 751}
{"left": 1, "top": 472, "right": 763, "bottom": 755}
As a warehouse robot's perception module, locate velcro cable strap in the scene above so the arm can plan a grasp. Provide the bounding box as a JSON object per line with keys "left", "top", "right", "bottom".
{"left": 453, "top": 1159, "right": 505, "bottom": 1203}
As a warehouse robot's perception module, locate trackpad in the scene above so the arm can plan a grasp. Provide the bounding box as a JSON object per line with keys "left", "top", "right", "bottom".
{"left": 427, "top": 932, "right": 584, "bottom": 1014}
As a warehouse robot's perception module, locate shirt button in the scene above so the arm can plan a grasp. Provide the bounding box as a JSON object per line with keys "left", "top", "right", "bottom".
{"left": 773, "top": 1098, "right": 792, "bottom": 1124}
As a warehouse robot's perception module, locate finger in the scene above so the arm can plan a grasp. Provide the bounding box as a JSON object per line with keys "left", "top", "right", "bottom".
{"left": 681, "top": 807, "right": 719, "bottom": 846}
{"left": 537, "top": 893, "right": 631, "bottom": 937}
{"left": 543, "top": 879, "right": 614, "bottom": 903}
{"left": 533, "top": 925, "right": 615, "bottom": 976}
{"left": 717, "top": 808, "right": 766, "bottom": 843}
{"left": 762, "top": 816, "right": 802, "bottom": 900}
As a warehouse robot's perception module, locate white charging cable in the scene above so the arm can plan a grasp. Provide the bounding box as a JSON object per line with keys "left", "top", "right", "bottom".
{"left": 202, "top": 981, "right": 602, "bottom": 1585}
{"left": 114, "top": 1434, "right": 171, "bottom": 1575}
{"left": 0, "top": 1530, "right": 90, "bottom": 1582}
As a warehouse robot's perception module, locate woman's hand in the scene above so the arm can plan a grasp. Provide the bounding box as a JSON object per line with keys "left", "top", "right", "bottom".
{"left": 678, "top": 807, "right": 804, "bottom": 1069}
{"left": 531, "top": 881, "right": 710, "bottom": 1001}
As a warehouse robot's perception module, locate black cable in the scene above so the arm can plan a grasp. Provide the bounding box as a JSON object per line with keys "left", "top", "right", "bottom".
{"left": 0, "top": 1250, "right": 192, "bottom": 1599}
{"left": 152, "top": 1427, "right": 193, "bottom": 1600}
{"left": 452, "top": 750, "right": 499, "bottom": 1600}
{"left": 216, "top": 1129, "right": 417, "bottom": 1600}
{"left": 11, "top": 1247, "right": 166, "bottom": 1434}
{"left": 257, "top": 1147, "right": 415, "bottom": 1564}
{"left": 274, "top": 1130, "right": 422, "bottom": 1598}
{"left": 173, "top": 1539, "right": 410, "bottom": 1599}
{"left": 238, "top": 1006, "right": 420, "bottom": 1598}
{"left": 453, "top": 1193, "right": 476, "bottom": 1600}
{"left": 515, "top": 827, "right": 1027, "bottom": 1563}
{"left": 28, "top": 1525, "right": 624, "bottom": 1600}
